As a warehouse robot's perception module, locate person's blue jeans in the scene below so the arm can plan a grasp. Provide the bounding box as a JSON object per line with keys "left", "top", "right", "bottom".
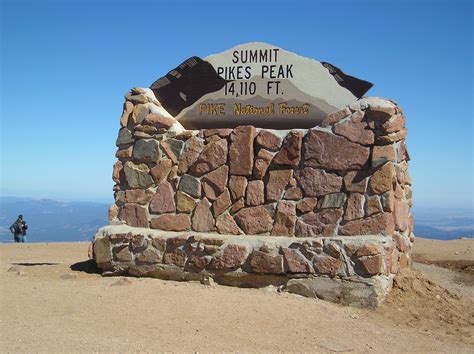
{"left": 14, "top": 234, "right": 25, "bottom": 243}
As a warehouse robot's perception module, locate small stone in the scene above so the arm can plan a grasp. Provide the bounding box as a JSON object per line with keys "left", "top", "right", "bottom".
{"left": 137, "top": 247, "right": 162, "bottom": 263}
{"left": 201, "top": 128, "right": 233, "bottom": 138}
{"left": 397, "top": 141, "right": 410, "bottom": 163}
{"left": 372, "top": 145, "right": 395, "bottom": 168}
{"left": 234, "top": 206, "right": 273, "bottom": 234}
{"left": 190, "top": 139, "right": 228, "bottom": 176}
{"left": 250, "top": 251, "right": 284, "bottom": 274}
{"left": 192, "top": 198, "right": 215, "bottom": 232}
{"left": 215, "top": 212, "right": 242, "bottom": 235}
{"left": 228, "top": 175, "right": 247, "bottom": 201}
{"left": 115, "top": 146, "right": 133, "bottom": 159}
{"left": 108, "top": 203, "right": 119, "bottom": 221}
{"left": 295, "top": 168, "right": 342, "bottom": 197}
{"left": 112, "top": 161, "right": 123, "bottom": 184}
{"left": 253, "top": 149, "right": 273, "bottom": 179}
{"left": 365, "top": 97, "right": 397, "bottom": 116}
{"left": 114, "top": 246, "right": 133, "bottom": 262}
{"left": 176, "top": 191, "right": 197, "bottom": 213}
{"left": 174, "top": 131, "right": 194, "bottom": 141}
{"left": 296, "top": 198, "right": 318, "bottom": 213}
{"left": 229, "top": 126, "right": 256, "bottom": 176}
{"left": 124, "top": 161, "right": 154, "bottom": 189}
{"left": 201, "top": 165, "right": 229, "bottom": 201}
{"left": 119, "top": 203, "right": 149, "bottom": 228}
{"left": 357, "top": 255, "right": 383, "bottom": 275}
{"left": 323, "top": 241, "right": 341, "bottom": 258}
{"left": 313, "top": 255, "right": 344, "bottom": 277}
{"left": 321, "top": 107, "right": 351, "bottom": 127}
{"left": 116, "top": 128, "right": 134, "bottom": 146}
{"left": 162, "top": 248, "right": 187, "bottom": 267}
{"left": 230, "top": 198, "right": 245, "bottom": 214}
{"left": 185, "top": 253, "right": 211, "bottom": 272}
{"left": 177, "top": 136, "right": 205, "bottom": 174}
{"left": 304, "top": 129, "right": 370, "bottom": 171}
{"left": 161, "top": 139, "right": 184, "bottom": 163}
{"left": 344, "top": 193, "right": 365, "bottom": 221}
{"left": 142, "top": 113, "right": 176, "bottom": 128}
{"left": 381, "top": 191, "right": 395, "bottom": 212}
{"left": 343, "top": 171, "right": 369, "bottom": 193}
{"left": 381, "top": 114, "right": 405, "bottom": 134}
{"left": 280, "top": 248, "right": 314, "bottom": 273}
{"left": 295, "top": 209, "right": 342, "bottom": 237}
{"left": 213, "top": 189, "right": 232, "bottom": 217}
{"left": 209, "top": 244, "right": 250, "bottom": 270}
{"left": 375, "top": 128, "right": 407, "bottom": 144}
{"left": 266, "top": 169, "right": 293, "bottom": 201}
{"left": 283, "top": 187, "right": 303, "bottom": 200}
{"left": 246, "top": 180, "right": 265, "bottom": 206}
{"left": 369, "top": 162, "right": 395, "bottom": 194}
{"left": 150, "top": 159, "right": 173, "bottom": 184}
{"left": 339, "top": 213, "right": 395, "bottom": 236}
{"left": 132, "top": 139, "right": 161, "bottom": 163}
{"left": 365, "top": 195, "right": 383, "bottom": 216}
{"left": 149, "top": 181, "right": 176, "bottom": 214}
{"left": 120, "top": 101, "right": 134, "bottom": 127}
{"left": 394, "top": 200, "right": 410, "bottom": 231}
{"left": 150, "top": 214, "right": 191, "bottom": 231}
{"left": 255, "top": 130, "right": 282, "bottom": 151}
{"left": 272, "top": 131, "right": 303, "bottom": 167}
{"left": 131, "top": 104, "right": 150, "bottom": 124}
{"left": 333, "top": 117, "right": 374, "bottom": 145}
{"left": 271, "top": 201, "right": 296, "bottom": 236}
{"left": 317, "top": 193, "right": 346, "bottom": 209}
{"left": 178, "top": 174, "right": 201, "bottom": 198}
{"left": 116, "top": 189, "right": 152, "bottom": 205}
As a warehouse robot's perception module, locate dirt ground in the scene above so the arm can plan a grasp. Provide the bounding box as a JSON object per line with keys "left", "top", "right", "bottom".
{"left": 0, "top": 238, "right": 473, "bottom": 352}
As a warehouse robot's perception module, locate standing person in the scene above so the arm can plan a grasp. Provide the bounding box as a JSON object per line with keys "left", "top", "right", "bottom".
{"left": 9, "top": 215, "right": 27, "bottom": 243}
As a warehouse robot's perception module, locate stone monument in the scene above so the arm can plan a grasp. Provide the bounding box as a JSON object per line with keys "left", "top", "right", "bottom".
{"left": 92, "top": 42, "right": 413, "bottom": 307}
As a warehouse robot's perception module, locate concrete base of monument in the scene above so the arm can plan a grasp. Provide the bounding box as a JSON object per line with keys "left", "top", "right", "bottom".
{"left": 92, "top": 224, "right": 406, "bottom": 308}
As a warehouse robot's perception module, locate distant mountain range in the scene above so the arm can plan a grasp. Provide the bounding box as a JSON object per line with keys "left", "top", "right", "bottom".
{"left": 0, "top": 196, "right": 472, "bottom": 242}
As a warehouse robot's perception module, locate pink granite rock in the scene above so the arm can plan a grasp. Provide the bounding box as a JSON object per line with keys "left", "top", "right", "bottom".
{"left": 280, "top": 248, "right": 314, "bottom": 273}
{"left": 271, "top": 201, "right": 296, "bottom": 236}
{"left": 295, "top": 209, "right": 342, "bottom": 237}
{"left": 357, "top": 255, "right": 383, "bottom": 275}
{"left": 246, "top": 180, "right": 265, "bottom": 206}
{"left": 201, "top": 165, "right": 229, "bottom": 201}
{"left": 266, "top": 169, "right": 293, "bottom": 201}
{"left": 228, "top": 175, "right": 247, "bottom": 201}
{"left": 119, "top": 203, "right": 149, "bottom": 228}
{"left": 253, "top": 149, "right": 273, "bottom": 179}
{"left": 321, "top": 107, "right": 351, "bottom": 127}
{"left": 215, "top": 212, "right": 242, "bottom": 235}
{"left": 209, "top": 244, "right": 250, "bottom": 270}
{"left": 229, "top": 126, "right": 256, "bottom": 176}
{"left": 255, "top": 130, "right": 282, "bottom": 151}
{"left": 250, "top": 251, "right": 284, "bottom": 274}
{"left": 313, "top": 255, "right": 344, "bottom": 277}
{"left": 365, "top": 195, "right": 383, "bottom": 217}
{"left": 117, "top": 189, "right": 152, "bottom": 205}
{"left": 272, "top": 131, "right": 303, "bottom": 167}
{"left": 190, "top": 139, "right": 228, "bottom": 176}
{"left": 120, "top": 101, "right": 134, "bottom": 127}
{"left": 150, "top": 159, "right": 173, "bottom": 184}
{"left": 343, "top": 171, "right": 369, "bottom": 193}
{"left": 394, "top": 200, "right": 410, "bottom": 231}
{"left": 192, "top": 198, "right": 215, "bottom": 232}
{"left": 339, "top": 213, "right": 395, "bottom": 236}
{"left": 344, "top": 193, "right": 365, "bottom": 221}
{"left": 296, "top": 198, "right": 318, "bottom": 213}
{"left": 234, "top": 206, "right": 273, "bottom": 234}
{"left": 369, "top": 162, "right": 395, "bottom": 194}
{"left": 150, "top": 214, "right": 191, "bottom": 231}
{"left": 142, "top": 113, "right": 176, "bottom": 128}
{"left": 112, "top": 160, "right": 123, "bottom": 184}
{"left": 333, "top": 117, "right": 374, "bottom": 145}
{"left": 294, "top": 167, "right": 342, "bottom": 197}
{"left": 149, "top": 181, "right": 176, "bottom": 213}
{"left": 212, "top": 189, "right": 232, "bottom": 217}
{"left": 372, "top": 145, "right": 395, "bottom": 168}
{"left": 177, "top": 136, "right": 205, "bottom": 174}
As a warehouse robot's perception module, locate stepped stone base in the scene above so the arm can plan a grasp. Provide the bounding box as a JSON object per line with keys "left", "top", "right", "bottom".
{"left": 92, "top": 224, "right": 405, "bottom": 308}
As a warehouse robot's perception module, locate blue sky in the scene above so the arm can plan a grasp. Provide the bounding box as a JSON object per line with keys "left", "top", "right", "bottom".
{"left": 1, "top": 0, "right": 473, "bottom": 207}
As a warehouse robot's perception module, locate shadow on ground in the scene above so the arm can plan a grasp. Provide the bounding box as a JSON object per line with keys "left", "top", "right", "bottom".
{"left": 70, "top": 259, "right": 101, "bottom": 274}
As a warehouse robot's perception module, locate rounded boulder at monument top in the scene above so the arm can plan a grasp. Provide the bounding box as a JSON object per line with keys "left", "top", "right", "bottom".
{"left": 93, "top": 42, "right": 414, "bottom": 309}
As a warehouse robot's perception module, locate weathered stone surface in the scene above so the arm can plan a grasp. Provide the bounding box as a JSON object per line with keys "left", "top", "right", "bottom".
{"left": 296, "top": 198, "right": 318, "bottom": 213}
{"left": 150, "top": 214, "right": 191, "bottom": 231}
{"left": 375, "top": 128, "right": 407, "bottom": 145}
{"left": 209, "top": 244, "right": 250, "bottom": 270}
{"left": 202, "top": 165, "right": 229, "bottom": 201}
{"left": 393, "top": 234, "right": 410, "bottom": 253}
{"left": 120, "top": 101, "right": 134, "bottom": 127}
{"left": 283, "top": 187, "right": 303, "bottom": 200}
{"left": 255, "top": 130, "right": 282, "bottom": 151}
{"left": 192, "top": 198, "right": 215, "bottom": 232}
{"left": 272, "top": 131, "right": 303, "bottom": 167}
{"left": 185, "top": 253, "right": 210, "bottom": 272}
{"left": 142, "top": 113, "right": 176, "bottom": 128}
{"left": 93, "top": 237, "right": 112, "bottom": 265}
{"left": 176, "top": 191, "right": 197, "bottom": 213}
{"left": 201, "top": 128, "right": 233, "bottom": 138}
{"left": 364, "top": 97, "right": 397, "bottom": 116}
{"left": 324, "top": 241, "right": 341, "bottom": 258}
{"left": 114, "top": 246, "right": 133, "bottom": 262}
{"left": 344, "top": 193, "right": 365, "bottom": 221}
{"left": 339, "top": 213, "right": 395, "bottom": 236}
{"left": 190, "top": 138, "right": 228, "bottom": 176}
{"left": 271, "top": 201, "right": 296, "bottom": 236}
{"left": 119, "top": 203, "right": 149, "bottom": 228}
{"left": 116, "top": 128, "right": 133, "bottom": 146}
{"left": 108, "top": 203, "right": 118, "bottom": 221}
{"left": 281, "top": 248, "right": 314, "bottom": 273}
{"left": 397, "top": 141, "right": 410, "bottom": 163}
{"left": 381, "top": 114, "right": 405, "bottom": 134}
{"left": 317, "top": 193, "right": 346, "bottom": 209}
{"left": 266, "top": 170, "right": 293, "bottom": 201}
{"left": 213, "top": 189, "right": 232, "bottom": 217}
{"left": 177, "top": 136, "right": 205, "bottom": 174}
{"left": 372, "top": 145, "right": 395, "bottom": 168}
{"left": 295, "top": 168, "right": 342, "bottom": 197}
{"left": 381, "top": 191, "right": 395, "bottom": 212}
{"left": 178, "top": 174, "right": 201, "bottom": 198}
{"left": 366, "top": 195, "right": 383, "bottom": 217}
{"left": 161, "top": 139, "right": 184, "bottom": 163}
{"left": 250, "top": 251, "right": 284, "bottom": 274}
{"left": 150, "top": 159, "right": 173, "bottom": 184}
{"left": 116, "top": 189, "right": 152, "bottom": 205}
{"left": 229, "top": 126, "right": 256, "bottom": 176}
{"left": 333, "top": 117, "right": 374, "bottom": 145}
{"left": 230, "top": 198, "right": 245, "bottom": 214}
{"left": 357, "top": 255, "right": 383, "bottom": 276}
{"left": 132, "top": 139, "right": 161, "bottom": 163}
{"left": 162, "top": 247, "right": 186, "bottom": 267}
{"left": 295, "top": 209, "right": 342, "bottom": 237}
{"left": 253, "top": 149, "right": 273, "bottom": 179}
{"left": 134, "top": 124, "right": 159, "bottom": 134}
{"left": 215, "top": 212, "right": 242, "bottom": 235}
{"left": 304, "top": 130, "right": 370, "bottom": 170}
{"left": 343, "top": 171, "right": 369, "bottom": 193}
{"left": 369, "top": 162, "right": 395, "bottom": 194}
{"left": 313, "top": 255, "right": 344, "bottom": 277}
{"left": 131, "top": 104, "right": 150, "bottom": 124}
{"left": 123, "top": 161, "right": 154, "bottom": 189}
{"left": 112, "top": 160, "right": 123, "bottom": 184}
{"left": 228, "top": 175, "right": 247, "bottom": 201}
{"left": 394, "top": 182, "right": 404, "bottom": 200}
{"left": 234, "top": 206, "right": 273, "bottom": 234}
{"left": 246, "top": 180, "right": 265, "bottom": 206}
{"left": 321, "top": 107, "right": 351, "bottom": 127}
{"left": 149, "top": 181, "right": 176, "bottom": 214}
{"left": 137, "top": 247, "right": 162, "bottom": 264}
{"left": 394, "top": 200, "right": 410, "bottom": 231}
{"left": 115, "top": 146, "right": 133, "bottom": 159}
